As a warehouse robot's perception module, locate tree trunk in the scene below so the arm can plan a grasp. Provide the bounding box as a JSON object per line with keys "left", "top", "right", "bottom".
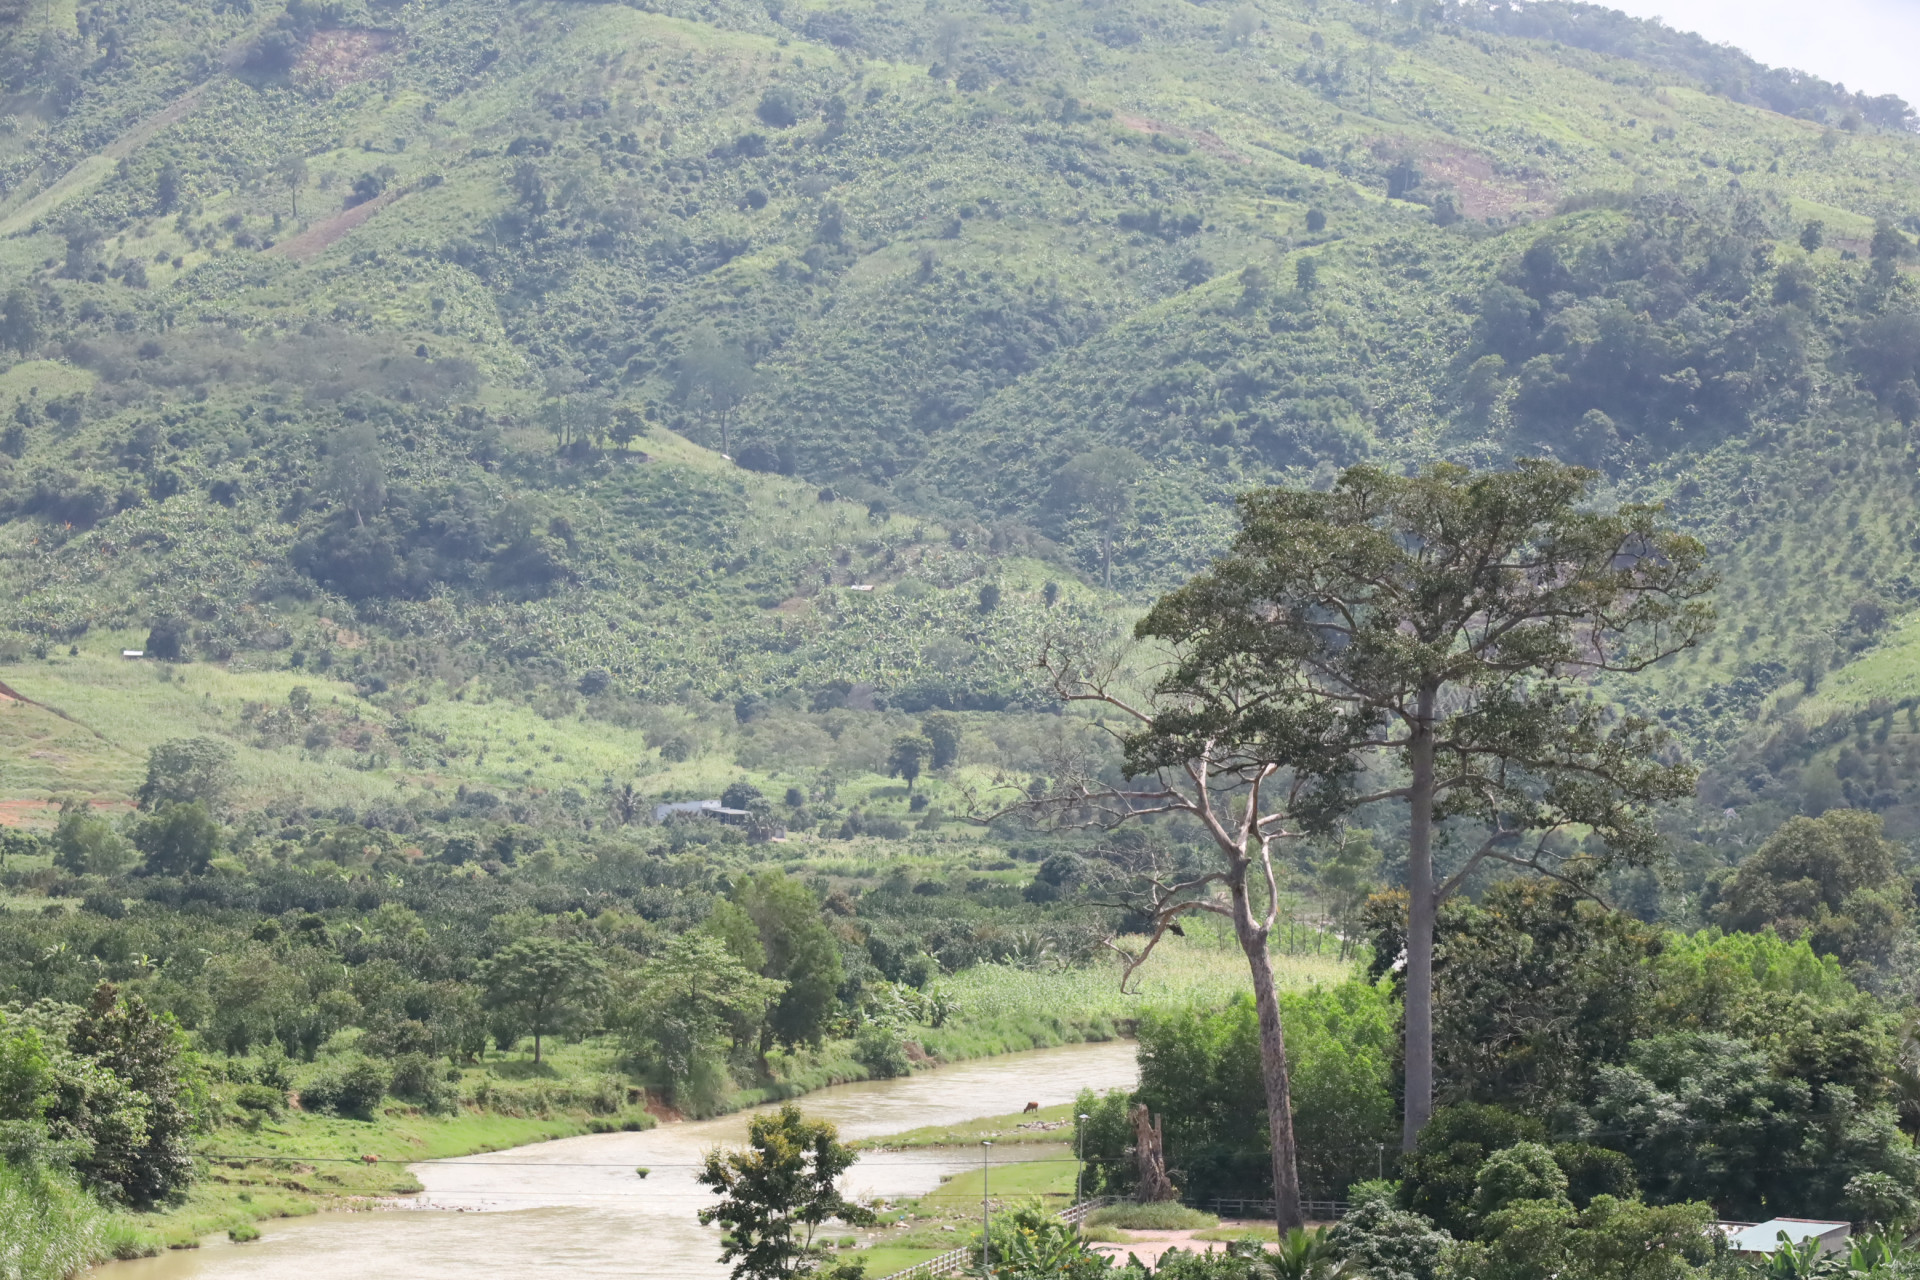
{"left": 1402, "top": 688, "right": 1437, "bottom": 1152}
{"left": 533, "top": 1030, "right": 542, "bottom": 1064}
{"left": 1131, "top": 1104, "right": 1177, "bottom": 1202}
{"left": 1244, "top": 934, "right": 1306, "bottom": 1231}
{"left": 1231, "top": 855, "right": 1305, "bottom": 1232}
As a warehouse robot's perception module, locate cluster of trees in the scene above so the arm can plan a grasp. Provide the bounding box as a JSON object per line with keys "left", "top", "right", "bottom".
{"left": 1456, "top": 198, "right": 1920, "bottom": 468}
{"left": 1030, "top": 459, "right": 1711, "bottom": 1231}
{"left": 0, "top": 983, "right": 195, "bottom": 1208}
{"left": 0, "top": 722, "right": 1138, "bottom": 1126}
{"left": 1063, "top": 877, "right": 1920, "bottom": 1277}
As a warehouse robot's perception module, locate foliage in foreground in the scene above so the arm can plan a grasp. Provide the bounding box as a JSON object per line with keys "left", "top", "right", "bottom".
{"left": 0, "top": 1159, "right": 117, "bottom": 1280}
{"left": 698, "top": 1102, "right": 875, "bottom": 1280}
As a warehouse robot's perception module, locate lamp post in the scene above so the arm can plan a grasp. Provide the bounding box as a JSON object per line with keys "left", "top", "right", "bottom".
{"left": 1076, "top": 1113, "right": 1090, "bottom": 1207}
{"left": 981, "top": 1140, "right": 993, "bottom": 1278}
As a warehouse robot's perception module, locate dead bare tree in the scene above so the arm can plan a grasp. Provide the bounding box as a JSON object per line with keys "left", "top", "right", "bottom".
{"left": 986, "top": 634, "right": 1364, "bottom": 1234}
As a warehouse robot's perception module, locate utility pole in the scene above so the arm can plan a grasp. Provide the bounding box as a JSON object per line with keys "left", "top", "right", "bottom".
{"left": 1076, "top": 1114, "right": 1090, "bottom": 1206}
{"left": 981, "top": 1140, "right": 993, "bottom": 1277}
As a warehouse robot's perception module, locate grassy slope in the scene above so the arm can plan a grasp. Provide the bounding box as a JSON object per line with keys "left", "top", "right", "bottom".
{"left": 0, "top": 0, "right": 1910, "bottom": 793}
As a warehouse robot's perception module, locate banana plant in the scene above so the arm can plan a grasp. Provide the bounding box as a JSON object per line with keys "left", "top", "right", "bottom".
{"left": 1240, "top": 1228, "right": 1354, "bottom": 1280}
{"left": 1833, "top": 1233, "right": 1918, "bottom": 1278}
{"left": 1753, "top": 1233, "right": 1845, "bottom": 1280}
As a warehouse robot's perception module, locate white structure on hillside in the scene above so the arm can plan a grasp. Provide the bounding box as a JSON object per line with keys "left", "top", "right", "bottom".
{"left": 1720, "top": 1219, "right": 1851, "bottom": 1257}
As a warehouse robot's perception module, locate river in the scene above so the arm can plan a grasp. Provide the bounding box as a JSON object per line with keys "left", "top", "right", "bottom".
{"left": 101, "top": 1040, "right": 1139, "bottom": 1279}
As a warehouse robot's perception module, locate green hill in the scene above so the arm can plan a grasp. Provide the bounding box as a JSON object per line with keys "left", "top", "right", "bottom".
{"left": 0, "top": 0, "right": 1917, "bottom": 851}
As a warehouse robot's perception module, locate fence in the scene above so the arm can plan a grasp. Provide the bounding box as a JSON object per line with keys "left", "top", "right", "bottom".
{"left": 1058, "top": 1196, "right": 1118, "bottom": 1225}
{"left": 1197, "top": 1197, "right": 1351, "bottom": 1222}
{"left": 877, "top": 1244, "right": 972, "bottom": 1280}
{"left": 872, "top": 1195, "right": 1349, "bottom": 1278}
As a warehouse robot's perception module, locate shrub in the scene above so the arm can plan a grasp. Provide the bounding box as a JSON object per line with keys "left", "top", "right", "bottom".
{"left": 1076, "top": 1088, "right": 1135, "bottom": 1196}
{"left": 301, "top": 1056, "right": 387, "bottom": 1119}
{"left": 233, "top": 1083, "right": 285, "bottom": 1117}
{"left": 1087, "top": 1202, "right": 1217, "bottom": 1230}
{"left": 1397, "top": 1103, "right": 1543, "bottom": 1236}
{"left": 388, "top": 1052, "right": 458, "bottom": 1115}
{"left": 853, "top": 1024, "right": 910, "bottom": 1079}
{"left": 1472, "top": 1142, "right": 1568, "bottom": 1221}
{"left": 1326, "top": 1195, "right": 1452, "bottom": 1280}
{"left": 1132, "top": 1244, "right": 1271, "bottom": 1278}
{"left": 1551, "top": 1144, "right": 1636, "bottom": 1209}
{"left": 757, "top": 87, "right": 800, "bottom": 128}
{"left": 79, "top": 892, "right": 126, "bottom": 919}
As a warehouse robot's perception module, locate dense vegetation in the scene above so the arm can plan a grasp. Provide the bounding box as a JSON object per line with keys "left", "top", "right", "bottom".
{"left": 5, "top": 0, "right": 1920, "bottom": 1271}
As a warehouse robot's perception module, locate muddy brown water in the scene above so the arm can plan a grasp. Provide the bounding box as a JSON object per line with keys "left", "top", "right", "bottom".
{"left": 100, "top": 1040, "right": 1139, "bottom": 1279}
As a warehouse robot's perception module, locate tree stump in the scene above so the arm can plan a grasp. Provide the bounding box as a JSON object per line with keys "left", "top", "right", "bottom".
{"left": 1131, "top": 1103, "right": 1177, "bottom": 1203}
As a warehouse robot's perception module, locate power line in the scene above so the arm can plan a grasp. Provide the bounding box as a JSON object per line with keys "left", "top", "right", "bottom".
{"left": 193, "top": 1154, "right": 1085, "bottom": 1167}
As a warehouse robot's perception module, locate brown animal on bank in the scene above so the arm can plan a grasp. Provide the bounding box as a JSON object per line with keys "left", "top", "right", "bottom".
{"left": 1023, "top": 1101, "right": 1039, "bottom": 1113}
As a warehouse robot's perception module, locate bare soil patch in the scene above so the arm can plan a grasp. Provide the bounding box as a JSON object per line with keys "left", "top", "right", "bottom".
{"left": 295, "top": 28, "right": 402, "bottom": 90}
{"left": 269, "top": 189, "right": 403, "bottom": 261}
{"left": 1418, "top": 141, "right": 1556, "bottom": 219}
{"left": 0, "top": 797, "right": 126, "bottom": 830}
{"left": 1116, "top": 115, "right": 1248, "bottom": 163}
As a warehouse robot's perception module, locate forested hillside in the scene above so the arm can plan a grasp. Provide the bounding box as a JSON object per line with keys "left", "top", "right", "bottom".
{"left": 3, "top": 0, "right": 1920, "bottom": 1267}
{"left": 0, "top": 0, "right": 1915, "bottom": 819}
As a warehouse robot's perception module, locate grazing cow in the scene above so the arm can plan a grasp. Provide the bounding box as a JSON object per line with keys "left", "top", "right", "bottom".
{"left": 360, "top": 1154, "right": 380, "bottom": 1165}
{"left": 1022, "top": 1102, "right": 1039, "bottom": 1113}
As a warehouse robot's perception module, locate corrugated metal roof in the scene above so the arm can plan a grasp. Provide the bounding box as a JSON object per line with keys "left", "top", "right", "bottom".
{"left": 1721, "top": 1219, "right": 1850, "bottom": 1255}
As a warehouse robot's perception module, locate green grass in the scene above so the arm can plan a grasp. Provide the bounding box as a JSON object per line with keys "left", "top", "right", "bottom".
{"left": 1194, "top": 1225, "right": 1283, "bottom": 1243}
{"left": 0, "top": 1159, "right": 148, "bottom": 1279}
{"left": 134, "top": 1106, "right": 613, "bottom": 1251}
{"left": 1088, "top": 1203, "right": 1219, "bottom": 1231}
{"left": 114, "top": 1030, "right": 657, "bottom": 1251}
{"left": 920, "top": 1147, "right": 1079, "bottom": 1212}
{"left": 854, "top": 1244, "right": 961, "bottom": 1274}
{"left": 854, "top": 1101, "right": 1081, "bottom": 1151}
{"left": 925, "top": 935, "right": 1349, "bottom": 1031}
{"left": 1798, "top": 611, "right": 1920, "bottom": 722}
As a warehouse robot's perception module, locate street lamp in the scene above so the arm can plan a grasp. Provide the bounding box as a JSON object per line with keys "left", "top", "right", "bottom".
{"left": 1075, "top": 1114, "right": 1091, "bottom": 1206}
{"left": 981, "top": 1140, "right": 993, "bottom": 1278}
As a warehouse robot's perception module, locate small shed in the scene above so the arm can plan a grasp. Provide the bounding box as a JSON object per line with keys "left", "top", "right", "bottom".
{"left": 652, "top": 799, "right": 751, "bottom": 825}
{"left": 121, "top": 650, "right": 145, "bottom": 660}
{"left": 1720, "top": 1219, "right": 1851, "bottom": 1257}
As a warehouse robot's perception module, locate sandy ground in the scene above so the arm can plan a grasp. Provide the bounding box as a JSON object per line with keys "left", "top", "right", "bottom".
{"left": 1089, "top": 1221, "right": 1288, "bottom": 1267}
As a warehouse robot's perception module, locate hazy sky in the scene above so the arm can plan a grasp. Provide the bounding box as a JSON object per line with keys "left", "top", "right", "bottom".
{"left": 1598, "top": 0, "right": 1920, "bottom": 110}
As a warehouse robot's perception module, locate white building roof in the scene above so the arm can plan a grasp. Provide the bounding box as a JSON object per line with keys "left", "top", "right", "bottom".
{"left": 1721, "top": 1219, "right": 1851, "bottom": 1255}
{"left": 653, "top": 799, "right": 750, "bottom": 823}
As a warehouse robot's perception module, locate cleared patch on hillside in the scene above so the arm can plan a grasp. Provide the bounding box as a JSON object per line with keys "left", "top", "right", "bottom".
{"left": 268, "top": 189, "right": 403, "bottom": 261}
{"left": 1116, "top": 114, "right": 1247, "bottom": 163}
{"left": 295, "top": 28, "right": 402, "bottom": 90}
{"left": 1420, "top": 141, "right": 1555, "bottom": 219}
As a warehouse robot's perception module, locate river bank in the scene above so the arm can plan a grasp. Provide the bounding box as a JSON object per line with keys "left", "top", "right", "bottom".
{"left": 94, "top": 1040, "right": 1142, "bottom": 1279}
{"left": 108, "top": 1012, "right": 1133, "bottom": 1260}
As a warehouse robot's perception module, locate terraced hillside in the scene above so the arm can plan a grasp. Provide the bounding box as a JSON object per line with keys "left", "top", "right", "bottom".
{"left": 0, "top": 0, "right": 1917, "bottom": 849}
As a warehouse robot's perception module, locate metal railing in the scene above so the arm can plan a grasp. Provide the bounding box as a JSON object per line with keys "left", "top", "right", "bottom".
{"left": 1197, "top": 1197, "right": 1351, "bottom": 1221}
{"left": 877, "top": 1244, "right": 973, "bottom": 1280}
{"left": 1059, "top": 1195, "right": 1118, "bottom": 1225}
